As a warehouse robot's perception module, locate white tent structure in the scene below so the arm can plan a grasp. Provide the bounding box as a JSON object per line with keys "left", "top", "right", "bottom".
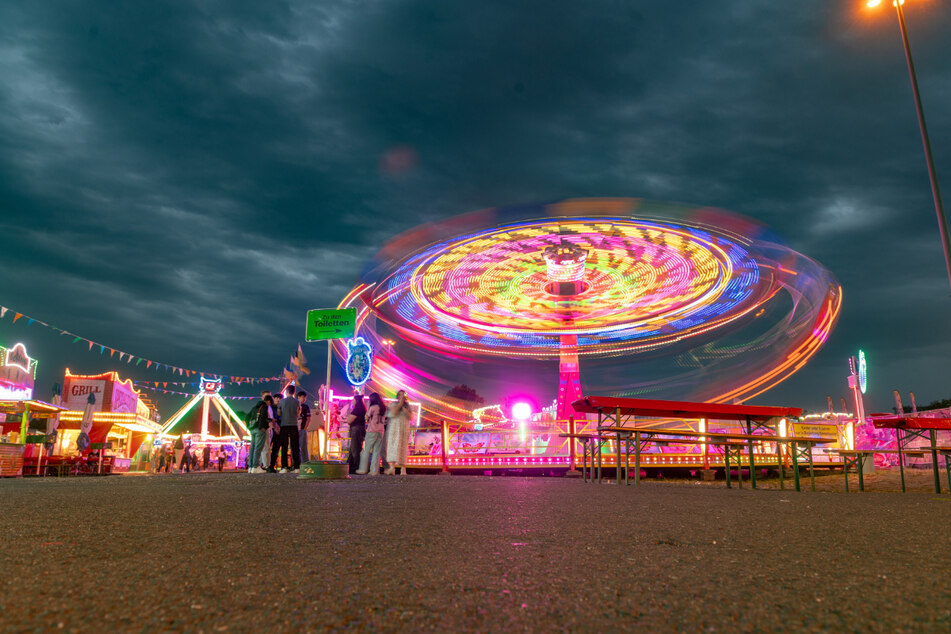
{"left": 159, "top": 376, "right": 250, "bottom": 440}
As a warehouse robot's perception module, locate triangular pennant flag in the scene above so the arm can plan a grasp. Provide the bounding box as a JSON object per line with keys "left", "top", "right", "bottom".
{"left": 27, "top": 318, "right": 34, "bottom": 326}
{"left": 99, "top": 345, "right": 105, "bottom": 355}
{"left": 146, "top": 360, "right": 152, "bottom": 368}
{"left": 109, "top": 349, "right": 115, "bottom": 358}
{"left": 88, "top": 341, "right": 94, "bottom": 351}
{"left": 136, "top": 358, "right": 143, "bottom": 366}
{"left": 73, "top": 337, "right": 81, "bottom": 344}
{"left": 0, "top": 307, "right": 7, "bottom": 318}
{"left": 13, "top": 313, "right": 22, "bottom": 323}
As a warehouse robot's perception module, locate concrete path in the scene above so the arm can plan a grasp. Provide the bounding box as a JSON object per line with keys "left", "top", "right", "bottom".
{"left": 2, "top": 474, "right": 949, "bottom": 632}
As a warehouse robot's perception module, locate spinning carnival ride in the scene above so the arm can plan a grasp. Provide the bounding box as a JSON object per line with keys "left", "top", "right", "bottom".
{"left": 337, "top": 199, "right": 841, "bottom": 436}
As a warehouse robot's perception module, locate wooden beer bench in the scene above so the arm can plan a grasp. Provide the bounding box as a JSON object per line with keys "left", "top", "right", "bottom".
{"left": 569, "top": 395, "right": 816, "bottom": 489}
{"left": 597, "top": 426, "right": 834, "bottom": 492}
{"left": 828, "top": 449, "right": 930, "bottom": 493}
{"left": 557, "top": 432, "right": 600, "bottom": 482}
{"left": 558, "top": 432, "right": 750, "bottom": 486}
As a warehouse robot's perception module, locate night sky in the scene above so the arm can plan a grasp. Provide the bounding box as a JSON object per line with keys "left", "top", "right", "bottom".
{"left": 2, "top": 1, "right": 950, "bottom": 415}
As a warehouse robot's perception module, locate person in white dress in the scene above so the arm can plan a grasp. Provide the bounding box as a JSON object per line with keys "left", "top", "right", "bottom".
{"left": 384, "top": 390, "right": 412, "bottom": 475}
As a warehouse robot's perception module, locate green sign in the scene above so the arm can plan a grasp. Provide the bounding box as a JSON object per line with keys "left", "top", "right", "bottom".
{"left": 305, "top": 308, "right": 356, "bottom": 341}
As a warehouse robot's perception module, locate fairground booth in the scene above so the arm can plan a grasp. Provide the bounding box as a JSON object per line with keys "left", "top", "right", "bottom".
{"left": 0, "top": 342, "right": 65, "bottom": 476}
{"left": 46, "top": 369, "right": 161, "bottom": 473}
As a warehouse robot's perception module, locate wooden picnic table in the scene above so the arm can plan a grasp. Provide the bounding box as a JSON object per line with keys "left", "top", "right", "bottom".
{"left": 870, "top": 415, "right": 951, "bottom": 494}
{"left": 569, "top": 395, "right": 814, "bottom": 490}
{"left": 597, "top": 426, "right": 835, "bottom": 492}
{"left": 828, "top": 449, "right": 931, "bottom": 493}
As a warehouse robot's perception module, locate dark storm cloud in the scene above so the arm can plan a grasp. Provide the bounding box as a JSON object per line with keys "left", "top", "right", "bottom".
{"left": 1, "top": 0, "right": 950, "bottom": 411}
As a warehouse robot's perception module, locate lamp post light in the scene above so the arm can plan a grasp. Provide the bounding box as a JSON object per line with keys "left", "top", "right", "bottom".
{"left": 868, "top": 0, "right": 951, "bottom": 291}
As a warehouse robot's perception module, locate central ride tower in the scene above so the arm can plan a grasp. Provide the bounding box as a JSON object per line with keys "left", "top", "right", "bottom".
{"left": 543, "top": 240, "right": 589, "bottom": 422}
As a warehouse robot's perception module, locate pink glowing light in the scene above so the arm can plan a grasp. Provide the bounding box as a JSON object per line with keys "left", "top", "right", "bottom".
{"left": 511, "top": 401, "right": 532, "bottom": 421}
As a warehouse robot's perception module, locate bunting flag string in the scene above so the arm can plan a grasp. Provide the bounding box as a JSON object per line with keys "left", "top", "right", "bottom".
{"left": 0, "top": 303, "right": 280, "bottom": 384}
{"left": 133, "top": 383, "right": 260, "bottom": 400}
{"left": 134, "top": 380, "right": 279, "bottom": 388}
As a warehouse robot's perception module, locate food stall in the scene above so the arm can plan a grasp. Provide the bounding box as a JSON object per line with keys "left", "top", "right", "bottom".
{"left": 50, "top": 369, "right": 162, "bottom": 472}
{"left": 0, "top": 342, "right": 66, "bottom": 476}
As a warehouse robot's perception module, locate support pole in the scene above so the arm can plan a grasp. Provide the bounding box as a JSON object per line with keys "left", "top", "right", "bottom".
{"left": 615, "top": 406, "right": 622, "bottom": 485}
{"left": 566, "top": 417, "right": 581, "bottom": 477}
{"left": 324, "top": 341, "right": 333, "bottom": 459}
{"left": 701, "top": 418, "right": 708, "bottom": 470}
{"left": 895, "top": 2, "right": 951, "bottom": 291}
{"left": 897, "top": 428, "right": 907, "bottom": 493}
{"left": 200, "top": 395, "right": 210, "bottom": 440}
{"left": 568, "top": 417, "right": 576, "bottom": 470}
{"left": 930, "top": 429, "right": 941, "bottom": 494}
{"left": 634, "top": 431, "right": 641, "bottom": 486}
{"left": 440, "top": 419, "right": 450, "bottom": 475}
{"left": 746, "top": 415, "right": 757, "bottom": 489}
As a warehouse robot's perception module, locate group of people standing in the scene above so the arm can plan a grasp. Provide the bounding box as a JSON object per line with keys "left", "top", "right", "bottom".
{"left": 346, "top": 389, "right": 413, "bottom": 476}
{"left": 245, "top": 385, "right": 312, "bottom": 473}
{"left": 148, "top": 384, "right": 416, "bottom": 476}
{"left": 153, "top": 436, "right": 228, "bottom": 473}
{"left": 154, "top": 384, "right": 413, "bottom": 477}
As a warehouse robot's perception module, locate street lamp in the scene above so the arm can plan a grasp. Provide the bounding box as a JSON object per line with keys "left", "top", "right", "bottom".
{"left": 867, "top": 0, "right": 951, "bottom": 292}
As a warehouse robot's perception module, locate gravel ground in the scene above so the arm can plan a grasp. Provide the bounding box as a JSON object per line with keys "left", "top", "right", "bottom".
{"left": 1, "top": 472, "right": 949, "bottom": 633}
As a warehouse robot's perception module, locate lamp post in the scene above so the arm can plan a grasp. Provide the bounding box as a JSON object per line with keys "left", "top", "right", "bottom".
{"left": 868, "top": 0, "right": 951, "bottom": 291}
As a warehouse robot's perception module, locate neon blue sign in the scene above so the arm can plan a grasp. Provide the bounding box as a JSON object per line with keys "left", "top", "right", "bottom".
{"left": 345, "top": 337, "right": 373, "bottom": 386}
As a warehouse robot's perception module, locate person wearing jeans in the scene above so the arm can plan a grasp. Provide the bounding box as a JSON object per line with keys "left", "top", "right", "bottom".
{"left": 357, "top": 392, "right": 386, "bottom": 475}
{"left": 297, "top": 391, "right": 311, "bottom": 463}
{"left": 268, "top": 385, "right": 301, "bottom": 473}
{"left": 247, "top": 395, "right": 272, "bottom": 473}
{"left": 346, "top": 393, "right": 367, "bottom": 474}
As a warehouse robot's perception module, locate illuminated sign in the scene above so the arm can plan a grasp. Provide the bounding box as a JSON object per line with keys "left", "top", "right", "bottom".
{"left": 62, "top": 379, "right": 106, "bottom": 412}
{"left": 0, "top": 384, "right": 32, "bottom": 400}
{"left": 345, "top": 337, "right": 373, "bottom": 386}
{"left": 62, "top": 369, "right": 142, "bottom": 414}
{"left": 305, "top": 307, "right": 357, "bottom": 342}
{"left": 0, "top": 342, "right": 36, "bottom": 400}
{"left": 111, "top": 379, "right": 140, "bottom": 413}
{"left": 200, "top": 376, "right": 224, "bottom": 395}
{"left": 4, "top": 343, "right": 32, "bottom": 373}
{"left": 858, "top": 349, "right": 867, "bottom": 395}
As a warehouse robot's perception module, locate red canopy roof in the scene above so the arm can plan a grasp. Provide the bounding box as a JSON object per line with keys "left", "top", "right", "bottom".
{"left": 571, "top": 396, "right": 803, "bottom": 422}
{"left": 869, "top": 414, "right": 951, "bottom": 430}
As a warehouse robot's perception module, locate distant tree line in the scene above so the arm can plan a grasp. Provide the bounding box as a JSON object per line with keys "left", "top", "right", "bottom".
{"left": 446, "top": 384, "right": 485, "bottom": 405}
{"left": 894, "top": 397, "right": 951, "bottom": 414}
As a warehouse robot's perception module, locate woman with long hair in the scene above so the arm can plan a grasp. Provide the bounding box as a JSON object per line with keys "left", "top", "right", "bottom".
{"left": 356, "top": 392, "right": 386, "bottom": 475}
{"left": 384, "top": 390, "right": 412, "bottom": 476}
